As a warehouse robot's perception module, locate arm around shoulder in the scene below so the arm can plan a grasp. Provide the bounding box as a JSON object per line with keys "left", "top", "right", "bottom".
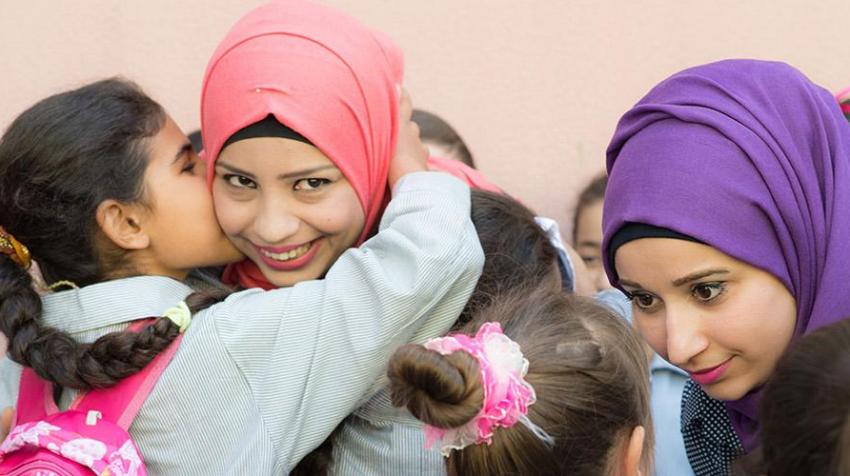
{"left": 210, "top": 171, "right": 483, "bottom": 467}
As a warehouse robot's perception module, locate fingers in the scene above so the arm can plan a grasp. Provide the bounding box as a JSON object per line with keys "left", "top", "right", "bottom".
{"left": 398, "top": 86, "right": 413, "bottom": 123}
{"left": 1, "top": 407, "right": 14, "bottom": 441}
{"left": 387, "top": 86, "right": 429, "bottom": 190}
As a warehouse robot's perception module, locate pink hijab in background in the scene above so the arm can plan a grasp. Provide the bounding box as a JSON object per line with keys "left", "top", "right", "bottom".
{"left": 837, "top": 86, "right": 850, "bottom": 121}
{"left": 201, "top": 0, "right": 498, "bottom": 289}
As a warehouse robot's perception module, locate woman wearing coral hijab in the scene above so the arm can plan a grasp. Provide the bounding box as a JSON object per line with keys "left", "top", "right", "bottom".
{"left": 201, "top": 0, "right": 498, "bottom": 291}
{"left": 198, "top": 2, "right": 549, "bottom": 474}
{"left": 603, "top": 59, "right": 850, "bottom": 475}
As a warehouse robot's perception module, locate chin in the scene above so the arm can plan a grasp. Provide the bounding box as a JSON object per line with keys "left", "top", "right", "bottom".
{"left": 702, "top": 380, "right": 751, "bottom": 401}
{"left": 265, "top": 268, "right": 323, "bottom": 288}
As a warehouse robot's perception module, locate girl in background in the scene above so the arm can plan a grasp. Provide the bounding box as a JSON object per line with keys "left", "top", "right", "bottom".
{"left": 573, "top": 172, "right": 692, "bottom": 475}
{"left": 389, "top": 286, "right": 654, "bottom": 476}
{"left": 572, "top": 173, "right": 609, "bottom": 292}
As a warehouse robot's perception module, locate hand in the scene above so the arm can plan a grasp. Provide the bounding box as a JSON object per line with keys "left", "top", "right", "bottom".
{"left": 29, "top": 260, "right": 50, "bottom": 295}
{"left": 1, "top": 407, "right": 13, "bottom": 442}
{"left": 387, "top": 87, "right": 429, "bottom": 191}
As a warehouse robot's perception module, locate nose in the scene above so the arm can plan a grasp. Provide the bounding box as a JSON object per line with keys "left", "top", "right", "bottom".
{"left": 664, "top": 303, "right": 710, "bottom": 367}
{"left": 253, "top": 197, "right": 300, "bottom": 244}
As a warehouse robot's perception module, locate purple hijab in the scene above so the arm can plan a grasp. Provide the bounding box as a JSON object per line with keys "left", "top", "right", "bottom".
{"left": 602, "top": 59, "right": 850, "bottom": 451}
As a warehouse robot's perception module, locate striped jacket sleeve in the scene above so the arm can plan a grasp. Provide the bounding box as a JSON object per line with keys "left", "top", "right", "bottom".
{"left": 209, "top": 171, "right": 484, "bottom": 471}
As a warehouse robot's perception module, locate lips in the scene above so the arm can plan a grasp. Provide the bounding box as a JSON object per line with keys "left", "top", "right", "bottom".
{"left": 688, "top": 358, "right": 733, "bottom": 386}
{"left": 260, "top": 243, "right": 311, "bottom": 261}
{"left": 255, "top": 238, "right": 322, "bottom": 271}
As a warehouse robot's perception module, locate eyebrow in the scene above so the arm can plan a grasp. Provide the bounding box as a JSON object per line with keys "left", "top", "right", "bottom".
{"left": 214, "top": 162, "right": 336, "bottom": 181}
{"left": 577, "top": 240, "right": 601, "bottom": 248}
{"left": 215, "top": 161, "right": 255, "bottom": 178}
{"left": 277, "top": 165, "right": 336, "bottom": 180}
{"left": 672, "top": 269, "right": 729, "bottom": 286}
{"left": 172, "top": 143, "right": 192, "bottom": 164}
{"left": 619, "top": 268, "right": 729, "bottom": 289}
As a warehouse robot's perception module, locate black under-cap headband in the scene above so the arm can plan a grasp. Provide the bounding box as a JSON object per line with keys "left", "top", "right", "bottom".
{"left": 223, "top": 114, "right": 312, "bottom": 150}
{"left": 608, "top": 222, "right": 702, "bottom": 273}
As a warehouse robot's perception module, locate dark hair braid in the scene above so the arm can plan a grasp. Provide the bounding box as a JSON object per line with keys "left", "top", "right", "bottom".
{"left": 0, "top": 254, "right": 187, "bottom": 389}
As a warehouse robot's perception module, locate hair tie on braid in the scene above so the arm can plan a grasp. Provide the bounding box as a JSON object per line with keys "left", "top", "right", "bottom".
{"left": 162, "top": 302, "right": 192, "bottom": 333}
{"left": 0, "top": 226, "right": 31, "bottom": 270}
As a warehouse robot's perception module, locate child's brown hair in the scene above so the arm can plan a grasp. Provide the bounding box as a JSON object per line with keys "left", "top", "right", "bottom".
{"left": 291, "top": 189, "right": 562, "bottom": 475}
{"left": 388, "top": 287, "right": 653, "bottom": 475}
{"left": 758, "top": 318, "right": 850, "bottom": 475}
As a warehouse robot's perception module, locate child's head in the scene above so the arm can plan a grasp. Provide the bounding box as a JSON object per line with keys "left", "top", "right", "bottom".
{"left": 0, "top": 78, "right": 238, "bottom": 389}
{"left": 458, "top": 190, "right": 561, "bottom": 327}
{"left": 758, "top": 318, "right": 850, "bottom": 475}
{"left": 290, "top": 189, "right": 563, "bottom": 475}
{"left": 1, "top": 78, "right": 160, "bottom": 286}
{"left": 572, "top": 173, "right": 608, "bottom": 291}
{"left": 411, "top": 109, "right": 475, "bottom": 168}
{"left": 0, "top": 79, "right": 238, "bottom": 287}
{"left": 388, "top": 287, "right": 653, "bottom": 475}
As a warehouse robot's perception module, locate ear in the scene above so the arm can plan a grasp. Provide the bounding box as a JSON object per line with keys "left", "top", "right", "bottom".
{"left": 622, "top": 425, "right": 646, "bottom": 476}
{"left": 96, "top": 199, "right": 150, "bottom": 251}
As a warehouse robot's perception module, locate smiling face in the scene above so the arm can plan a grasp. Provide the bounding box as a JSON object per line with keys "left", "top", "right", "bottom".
{"left": 212, "top": 137, "right": 365, "bottom": 287}
{"left": 614, "top": 238, "right": 797, "bottom": 401}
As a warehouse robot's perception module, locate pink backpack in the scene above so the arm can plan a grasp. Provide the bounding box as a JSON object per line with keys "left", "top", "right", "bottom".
{"left": 0, "top": 321, "right": 182, "bottom": 476}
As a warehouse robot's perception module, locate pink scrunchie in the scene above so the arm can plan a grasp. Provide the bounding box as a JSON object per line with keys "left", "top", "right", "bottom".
{"left": 422, "top": 322, "right": 537, "bottom": 456}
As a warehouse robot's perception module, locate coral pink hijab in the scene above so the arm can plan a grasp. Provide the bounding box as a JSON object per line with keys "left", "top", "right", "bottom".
{"left": 201, "top": 0, "right": 497, "bottom": 289}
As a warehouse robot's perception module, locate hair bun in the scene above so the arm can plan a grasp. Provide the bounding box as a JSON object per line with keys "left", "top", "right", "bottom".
{"left": 388, "top": 344, "right": 484, "bottom": 429}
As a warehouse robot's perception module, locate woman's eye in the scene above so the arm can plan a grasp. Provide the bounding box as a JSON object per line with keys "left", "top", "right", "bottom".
{"left": 627, "top": 292, "right": 659, "bottom": 311}
{"left": 224, "top": 174, "right": 257, "bottom": 189}
{"left": 294, "top": 178, "right": 331, "bottom": 191}
{"left": 181, "top": 161, "right": 196, "bottom": 174}
{"left": 693, "top": 283, "right": 725, "bottom": 302}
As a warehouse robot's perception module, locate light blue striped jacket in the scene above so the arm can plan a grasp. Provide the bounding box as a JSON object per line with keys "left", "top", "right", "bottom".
{"left": 0, "top": 172, "right": 484, "bottom": 475}
{"left": 331, "top": 215, "right": 578, "bottom": 476}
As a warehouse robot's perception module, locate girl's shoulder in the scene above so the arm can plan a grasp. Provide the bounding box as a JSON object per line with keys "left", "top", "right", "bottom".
{"left": 0, "top": 357, "right": 22, "bottom": 410}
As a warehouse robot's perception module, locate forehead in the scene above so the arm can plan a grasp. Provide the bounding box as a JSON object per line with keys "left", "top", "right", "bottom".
{"left": 614, "top": 238, "right": 733, "bottom": 282}
{"left": 576, "top": 201, "right": 603, "bottom": 230}
{"left": 217, "top": 137, "right": 335, "bottom": 172}
{"left": 146, "top": 116, "right": 187, "bottom": 163}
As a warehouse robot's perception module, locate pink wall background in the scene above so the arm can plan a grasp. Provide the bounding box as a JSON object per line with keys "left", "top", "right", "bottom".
{"left": 1, "top": 1, "right": 849, "bottom": 351}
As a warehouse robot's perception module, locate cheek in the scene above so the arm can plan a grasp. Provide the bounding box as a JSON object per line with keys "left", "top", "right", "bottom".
{"left": 168, "top": 180, "right": 215, "bottom": 224}
{"left": 739, "top": 298, "right": 796, "bottom": 360}
{"left": 345, "top": 200, "right": 366, "bottom": 237}
{"left": 316, "top": 189, "right": 366, "bottom": 237}
{"left": 213, "top": 192, "right": 253, "bottom": 236}
{"left": 710, "top": 287, "right": 796, "bottom": 353}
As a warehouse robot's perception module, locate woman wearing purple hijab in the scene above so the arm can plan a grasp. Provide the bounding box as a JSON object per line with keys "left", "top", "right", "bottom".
{"left": 602, "top": 59, "right": 850, "bottom": 475}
